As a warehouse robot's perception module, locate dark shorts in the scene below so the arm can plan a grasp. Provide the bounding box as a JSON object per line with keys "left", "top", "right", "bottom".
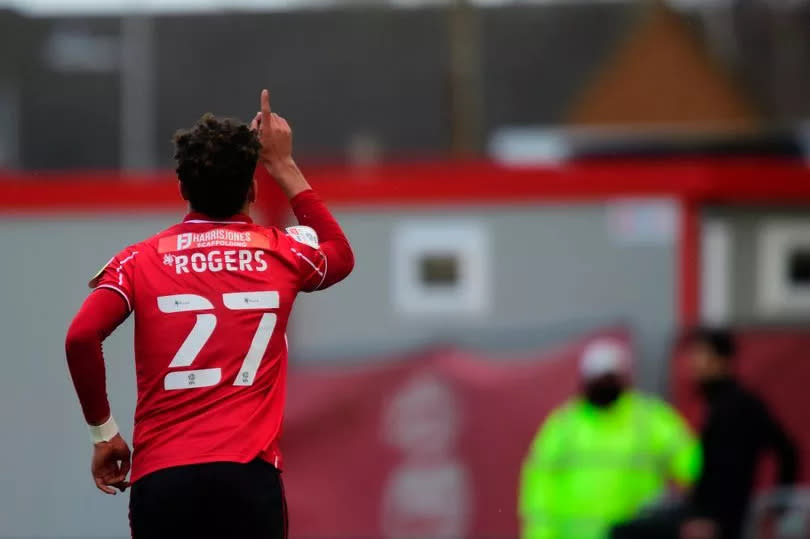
{"left": 129, "top": 458, "right": 287, "bottom": 539}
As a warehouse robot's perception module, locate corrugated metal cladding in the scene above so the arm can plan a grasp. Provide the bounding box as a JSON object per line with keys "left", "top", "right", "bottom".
{"left": 0, "top": 3, "right": 635, "bottom": 170}
{"left": 5, "top": 3, "right": 810, "bottom": 169}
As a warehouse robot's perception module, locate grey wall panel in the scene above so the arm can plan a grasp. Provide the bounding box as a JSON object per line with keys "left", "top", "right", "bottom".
{"left": 290, "top": 204, "right": 676, "bottom": 391}
{"left": 0, "top": 205, "right": 675, "bottom": 536}
{"left": 0, "top": 215, "right": 176, "bottom": 538}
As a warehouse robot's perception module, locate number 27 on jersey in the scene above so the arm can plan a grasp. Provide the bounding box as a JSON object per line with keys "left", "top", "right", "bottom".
{"left": 157, "top": 291, "right": 278, "bottom": 391}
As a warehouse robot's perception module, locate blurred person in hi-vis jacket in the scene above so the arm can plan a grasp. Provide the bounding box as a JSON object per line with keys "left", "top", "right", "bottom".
{"left": 519, "top": 339, "right": 701, "bottom": 539}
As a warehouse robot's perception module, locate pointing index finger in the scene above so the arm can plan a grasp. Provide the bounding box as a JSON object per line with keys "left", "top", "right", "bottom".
{"left": 261, "top": 89, "right": 271, "bottom": 121}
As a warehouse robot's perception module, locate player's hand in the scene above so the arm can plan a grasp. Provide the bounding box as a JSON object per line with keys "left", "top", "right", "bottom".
{"left": 91, "top": 433, "right": 131, "bottom": 495}
{"left": 253, "top": 89, "right": 294, "bottom": 177}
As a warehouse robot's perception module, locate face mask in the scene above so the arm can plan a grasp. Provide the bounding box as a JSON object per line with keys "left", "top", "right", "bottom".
{"left": 584, "top": 377, "right": 623, "bottom": 407}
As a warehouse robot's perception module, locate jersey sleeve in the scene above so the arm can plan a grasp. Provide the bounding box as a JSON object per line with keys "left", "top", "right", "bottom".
{"left": 65, "top": 287, "right": 130, "bottom": 424}
{"left": 88, "top": 245, "right": 139, "bottom": 311}
{"left": 288, "top": 189, "right": 354, "bottom": 292}
{"left": 284, "top": 226, "right": 329, "bottom": 292}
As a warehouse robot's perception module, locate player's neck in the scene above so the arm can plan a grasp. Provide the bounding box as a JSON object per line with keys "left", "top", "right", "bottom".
{"left": 187, "top": 203, "right": 252, "bottom": 220}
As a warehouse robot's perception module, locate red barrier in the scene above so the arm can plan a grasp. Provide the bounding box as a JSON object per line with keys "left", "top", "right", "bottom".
{"left": 3, "top": 158, "right": 810, "bottom": 212}
{"left": 671, "top": 330, "right": 810, "bottom": 486}
{"left": 282, "top": 329, "right": 630, "bottom": 538}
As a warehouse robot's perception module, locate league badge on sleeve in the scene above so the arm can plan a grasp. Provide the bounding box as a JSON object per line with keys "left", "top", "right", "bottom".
{"left": 286, "top": 226, "right": 320, "bottom": 249}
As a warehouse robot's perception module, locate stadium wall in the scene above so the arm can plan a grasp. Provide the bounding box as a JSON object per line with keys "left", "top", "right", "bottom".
{"left": 1, "top": 159, "right": 809, "bottom": 537}
{"left": 0, "top": 208, "right": 660, "bottom": 538}
{"left": 700, "top": 205, "right": 810, "bottom": 326}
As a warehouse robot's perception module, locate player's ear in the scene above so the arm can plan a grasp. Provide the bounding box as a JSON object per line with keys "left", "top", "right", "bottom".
{"left": 178, "top": 181, "right": 190, "bottom": 202}
{"left": 247, "top": 178, "right": 257, "bottom": 204}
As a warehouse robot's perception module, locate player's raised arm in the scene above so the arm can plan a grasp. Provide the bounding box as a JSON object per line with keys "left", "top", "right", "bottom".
{"left": 253, "top": 89, "right": 310, "bottom": 198}
{"left": 253, "top": 89, "right": 355, "bottom": 290}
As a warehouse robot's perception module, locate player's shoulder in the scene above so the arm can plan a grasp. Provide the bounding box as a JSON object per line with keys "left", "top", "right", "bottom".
{"left": 88, "top": 242, "right": 142, "bottom": 287}
{"left": 284, "top": 225, "right": 320, "bottom": 249}
{"left": 263, "top": 224, "right": 320, "bottom": 250}
{"left": 143, "top": 222, "right": 190, "bottom": 247}
{"left": 87, "top": 223, "right": 177, "bottom": 287}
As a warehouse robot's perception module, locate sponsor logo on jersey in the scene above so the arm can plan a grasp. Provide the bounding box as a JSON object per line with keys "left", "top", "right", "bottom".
{"left": 161, "top": 249, "right": 268, "bottom": 275}
{"left": 158, "top": 229, "right": 270, "bottom": 253}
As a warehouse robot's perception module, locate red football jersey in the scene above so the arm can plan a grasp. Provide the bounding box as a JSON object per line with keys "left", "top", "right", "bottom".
{"left": 91, "top": 212, "right": 328, "bottom": 482}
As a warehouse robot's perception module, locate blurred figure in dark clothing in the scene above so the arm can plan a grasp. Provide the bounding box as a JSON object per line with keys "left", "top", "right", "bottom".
{"left": 683, "top": 327, "right": 798, "bottom": 539}
{"left": 611, "top": 327, "right": 798, "bottom": 539}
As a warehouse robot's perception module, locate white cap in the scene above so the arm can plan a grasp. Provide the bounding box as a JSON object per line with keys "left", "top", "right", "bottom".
{"left": 580, "top": 339, "right": 630, "bottom": 381}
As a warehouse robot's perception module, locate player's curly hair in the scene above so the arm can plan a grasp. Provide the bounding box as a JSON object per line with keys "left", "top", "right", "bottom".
{"left": 173, "top": 114, "right": 261, "bottom": 219}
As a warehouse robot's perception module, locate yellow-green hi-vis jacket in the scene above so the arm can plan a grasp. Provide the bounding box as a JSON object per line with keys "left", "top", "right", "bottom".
{"left": 519, "top": 391, "right": 702, "bottom": 539}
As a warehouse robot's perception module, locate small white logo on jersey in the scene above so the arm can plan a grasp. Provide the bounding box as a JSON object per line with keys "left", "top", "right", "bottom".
{"left": 286, "top": 226, "right": 319, "bottom": 249}
{"left": 163, "top": 254, "right": 175, "bottom": 266}
{"left": 177, "top": 233, "right": 193, "bottom": 250}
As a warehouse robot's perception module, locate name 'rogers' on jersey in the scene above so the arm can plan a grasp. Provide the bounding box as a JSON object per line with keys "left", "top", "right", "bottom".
{"left": 157, "top": 227, "right": 273, "bottom": 275}
{"left": 165, "top": 249, "right": 268, "bottom": 275}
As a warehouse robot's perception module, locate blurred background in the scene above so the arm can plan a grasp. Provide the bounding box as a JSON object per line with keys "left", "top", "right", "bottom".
{"left": 1, "top": 0, "right": 809, "bottom": 537}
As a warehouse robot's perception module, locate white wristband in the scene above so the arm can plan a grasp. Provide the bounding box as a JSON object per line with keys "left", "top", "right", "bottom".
{"left": 88, "top": 416, "right": 119, "bottom": 444}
